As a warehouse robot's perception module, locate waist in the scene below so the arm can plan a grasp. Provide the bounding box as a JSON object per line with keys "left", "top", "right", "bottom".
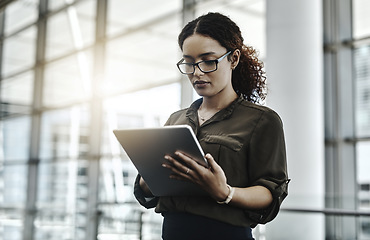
{"left": 156, "top": 195, "right": 255, "bottom": 227}
{"left": 162, "top": 212, "right": 254, "bottom": 240}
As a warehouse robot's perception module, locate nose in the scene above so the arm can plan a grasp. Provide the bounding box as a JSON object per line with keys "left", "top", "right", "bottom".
{"left": 193, "top": 64, "right": 204, "bottom": 76}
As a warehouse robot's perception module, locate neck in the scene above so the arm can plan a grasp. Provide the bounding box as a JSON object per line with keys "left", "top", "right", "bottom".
{"left": 201, "top": 91, "right": 238, "bottom": 111}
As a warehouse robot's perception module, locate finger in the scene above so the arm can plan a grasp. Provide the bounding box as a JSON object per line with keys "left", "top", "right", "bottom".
{"left": 164, "top": 154, "right": 188, "bottom": 171}
{"left": 162, "top": 161, "right": 190, "bottom": 179}
{"left": 163, "top": 155, "right": 192, "bottom": 178}
{"left": 175, "top": 151, "right": 207, "bottom": 170}
{"left": 169, "top": 166, "right": 193, "bottom": 181}
{"left": 204, "top": 153, "right": 222, "bottom": 172}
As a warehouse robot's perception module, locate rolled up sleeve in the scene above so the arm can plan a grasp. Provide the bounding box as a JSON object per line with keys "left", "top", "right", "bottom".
{"left": 246, "top": 110, "right": 290, "bottom": 224}
{"left": 133, "top": 174, "right": 158, "bottom": 209}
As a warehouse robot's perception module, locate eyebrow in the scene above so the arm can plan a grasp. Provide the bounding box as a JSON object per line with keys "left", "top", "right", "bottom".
{"left": 183, "top": 51, "right": 217, "bottom": 60}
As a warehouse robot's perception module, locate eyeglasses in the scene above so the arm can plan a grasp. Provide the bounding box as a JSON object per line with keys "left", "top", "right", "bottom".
{"left": 176, "top": 51, "right": 232, "bottom": 74}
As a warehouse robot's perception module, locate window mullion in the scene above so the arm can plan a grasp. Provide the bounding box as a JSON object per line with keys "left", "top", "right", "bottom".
{"left": 324, "top": 0, "right": 357, "bottom": 238}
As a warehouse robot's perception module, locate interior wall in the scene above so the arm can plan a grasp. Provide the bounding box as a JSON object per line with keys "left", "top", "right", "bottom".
{"left": 265, "top": 0, "right": 325, "bottom": 239}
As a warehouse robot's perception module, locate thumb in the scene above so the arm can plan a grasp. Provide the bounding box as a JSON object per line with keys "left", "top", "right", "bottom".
{"left": 205, "top": 153, "right": 221, "bottom": 171}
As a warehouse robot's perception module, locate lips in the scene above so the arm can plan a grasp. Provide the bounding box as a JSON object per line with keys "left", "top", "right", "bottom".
{"left": 193, "top": 80, "right": 210, "bottom": 87}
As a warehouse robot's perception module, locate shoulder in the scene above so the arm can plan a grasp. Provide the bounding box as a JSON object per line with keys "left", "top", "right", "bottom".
{"left": 169, "top": 108, "right": 188, "bottom": 119}
{"left": 165, "top": 108, "right": 189, "bottom": 125}
{"left": 237, "top": 100, "right": 283, "bottom": 126}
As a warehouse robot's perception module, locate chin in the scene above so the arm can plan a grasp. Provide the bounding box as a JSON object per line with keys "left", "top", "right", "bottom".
{"left": 196, "top": 93, "right": 214, "bottom": 98}
{"left": 194, "top": 90, "right": 207, "bottom": 97}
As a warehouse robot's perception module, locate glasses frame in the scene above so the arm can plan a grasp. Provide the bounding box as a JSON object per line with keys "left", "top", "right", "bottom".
{"left": 176, "top": 51, "right": 232, "bottom": 74}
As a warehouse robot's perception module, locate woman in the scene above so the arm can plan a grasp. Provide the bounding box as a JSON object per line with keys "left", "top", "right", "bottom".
{"left": 134, "top": 12, "right": 289, "bottom": 240}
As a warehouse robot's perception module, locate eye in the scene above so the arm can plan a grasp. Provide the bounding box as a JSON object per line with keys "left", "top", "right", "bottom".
{"left": 203, "top": 60, "right": 216, "bottom": 66}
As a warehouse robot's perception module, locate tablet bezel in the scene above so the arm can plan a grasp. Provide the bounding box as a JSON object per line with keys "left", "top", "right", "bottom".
{"left": 113, "top": 125, "right": 208, "bottom": 196}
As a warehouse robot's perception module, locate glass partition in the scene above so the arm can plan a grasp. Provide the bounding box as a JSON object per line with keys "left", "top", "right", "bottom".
{"left": 103, "top": 17, "right": 181, "bottom": 96}
{"left": 106, "top": 0, "right": 181, "bottom": 37}
{"left": 34, "top": 159, "right": 89, "bottom": 240}
{"left": 45, "top": 0, "right": 95, "bottom": 61}
{"left": 43, "top": 52, "right": 93, "bottom": 108}
{"left": 39, "top": 105, "right": 90, "bottom": 160}
{"left": 353, "top": 0, "right": 370, "bottom": 39}
{"left": 0, "top": 71, "right": 33, "bottom": 118}
{"left": 3, "top": 0, "right": 37, "bottom": 36}
{"left": 0, "top": 207, "right": 24, "bottom": 240}
{"left": 2, "top": 26, "right": 36, "bottom": 77}
{"left": 0, "top": 117, "right": 31, "bottom": 162}
{"left": 354, "top": 46, "right": 370, "bottom": 137}
{"left": 195, "top": 0, "right": 266, "bottom": 59}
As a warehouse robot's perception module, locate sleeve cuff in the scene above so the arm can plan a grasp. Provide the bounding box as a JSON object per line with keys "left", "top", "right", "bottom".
{"left": 247, "top": 178, "right": 290, "bottom": 225}
{"left": 134, "top": 174, "right": 159, "bottom": 209}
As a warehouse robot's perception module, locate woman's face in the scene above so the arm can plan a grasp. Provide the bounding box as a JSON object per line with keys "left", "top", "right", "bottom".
{"left": 181, "top": 34, "right": 235, "bottom": 98}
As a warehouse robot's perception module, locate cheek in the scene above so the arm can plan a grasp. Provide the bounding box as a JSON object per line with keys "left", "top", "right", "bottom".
{"left": 187, "top": 74, "right": 194, "bottom": 82}
{"left": 212, "top": 69, "right": 232, "bottom": 84}
{"left": 216, "top": 62, "right": 232, "bottom": 78}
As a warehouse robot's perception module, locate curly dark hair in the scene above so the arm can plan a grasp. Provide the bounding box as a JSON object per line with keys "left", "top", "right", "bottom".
{"left": 178, "top": 12, "right": 267, "bottom": 103}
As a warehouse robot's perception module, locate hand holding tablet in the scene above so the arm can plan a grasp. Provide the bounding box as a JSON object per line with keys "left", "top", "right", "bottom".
{"left": 113, "top": 125, "right": 208, "bottom": 196}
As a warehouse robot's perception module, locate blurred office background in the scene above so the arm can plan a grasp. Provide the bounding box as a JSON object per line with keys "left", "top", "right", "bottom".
{"left": 0, "top": 0, "right": 369, "bottom": 239}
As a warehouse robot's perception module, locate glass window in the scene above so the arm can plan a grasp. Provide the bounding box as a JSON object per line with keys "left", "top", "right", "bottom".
{"left": 102, "top": 83, "right": 180, "bottom": 147}
{"left": 39, "top": 106, "right": 90, "bottom": 160}
{"left": 0, "top": 162, "right": 28, "bottom": 240}
{"left": 262, "top": 212, "right": 325, "bottom": 239}
{"left": 356, "top": 142, "right": 370, "bottom": 239}
{"left": 0, "top": 116, "right": 31, "bottom": 162}
{"left": 0, "top": 71, "right": 34, "bottom": 118}
{"left": 0, "top": 164, "right": 28, "bottom": 205}
{"left": 101, "top": 83, "right": 180, "bottom": 154}
{"left": 43, "top": 51, "right": 93, "bottom": 107}
{"left": 99, "top": 157, "right": 137, "bottom": 203}
{"left": 195, "top": 0, "right": 266, "bottom": 58}
{"left": 97, "top": 202, "right": 162, "bottom": 240}
{"left": 355, "top": 41, "right": 370, "bottom": 233}
{"left": 98, "top": 84, "right": 180, "bottom": 238}
{"left": 4, "top": 0, "right": 38, "bottom": 36}
{"left": 45, "top": 0, "right": 96, "bottom": 60}
{"left": 35, "top": 159, "right": 89, "bottom": 240}
{"left": 354, "top": 46, "right": 370, "bottom": 137}
{"left": 357, "top": 142, "right": 370, "bottom": 200}
{"left": 107, "top": 0, "right": 181, "bottom": 37}
{"left": 353, "top": 0, "right": 370, "bottom": 39}
{"left": 2, "top": 26, "right": 36, "bottom": 77}
{"left": 48, "top": 0, "right": 77, "bottom": 12}
{"left": 104, "top": 16, "right": 181, "bottom": 96}
{"left": 0, "top": 209, "right": 24, "bottom": 240}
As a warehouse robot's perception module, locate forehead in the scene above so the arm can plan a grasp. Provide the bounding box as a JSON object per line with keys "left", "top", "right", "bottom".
{"left": 182, "top": 34, "right": 225, "bottom": 56}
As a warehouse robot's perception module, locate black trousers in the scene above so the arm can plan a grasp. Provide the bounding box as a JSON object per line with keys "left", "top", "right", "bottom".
{"left": 162, "top": 212, "right": 254, "bottom": 240}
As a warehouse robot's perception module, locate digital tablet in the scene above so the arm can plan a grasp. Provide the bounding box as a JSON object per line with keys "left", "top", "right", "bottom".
{"left": 113, "top": 125, "right": 208, "bottom": 196}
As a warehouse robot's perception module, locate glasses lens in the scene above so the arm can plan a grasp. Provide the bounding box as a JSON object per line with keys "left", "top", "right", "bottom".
{"left": 178, "top": 63, "right": 194, "bottom": 74}
{"left": 198, "top": 61, "right": 217, "bottom": 73}
{"left": 177, "top": 60, "right": 218, "bottom": 74}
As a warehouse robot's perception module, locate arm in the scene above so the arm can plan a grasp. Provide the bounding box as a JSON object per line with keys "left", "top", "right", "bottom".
{"left": 139, "top": 176, "right": 154, "bottom": 197}
{"left": 163, "top": 152, "right": 272, "bottom": 210}
{"left": 226, "top": 185, "right": 272, "bottom": 209}
{"left": 133, "top": 174, "right": 158, "bottom": 208}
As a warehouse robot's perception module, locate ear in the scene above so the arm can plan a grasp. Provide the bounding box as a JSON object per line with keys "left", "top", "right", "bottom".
{"left": 231, "top": 49, "right": 241, "bottom": 70}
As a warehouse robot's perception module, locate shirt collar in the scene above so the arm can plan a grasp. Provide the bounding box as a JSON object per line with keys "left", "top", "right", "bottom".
{"left": 186, "top": 95, "right": 243, "bottom": 124}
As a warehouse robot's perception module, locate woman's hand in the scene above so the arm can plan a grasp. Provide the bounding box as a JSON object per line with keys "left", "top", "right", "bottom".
{"left": 162, "top": 151, "right": 274, "bottom": 209}
{"left": 162, "top": 152, "right": 230, "bottom": 202}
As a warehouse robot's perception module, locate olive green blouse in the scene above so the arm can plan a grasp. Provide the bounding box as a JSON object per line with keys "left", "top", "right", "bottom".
{"left": 134, "top": 96, "right": 289, "bottom": 227}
